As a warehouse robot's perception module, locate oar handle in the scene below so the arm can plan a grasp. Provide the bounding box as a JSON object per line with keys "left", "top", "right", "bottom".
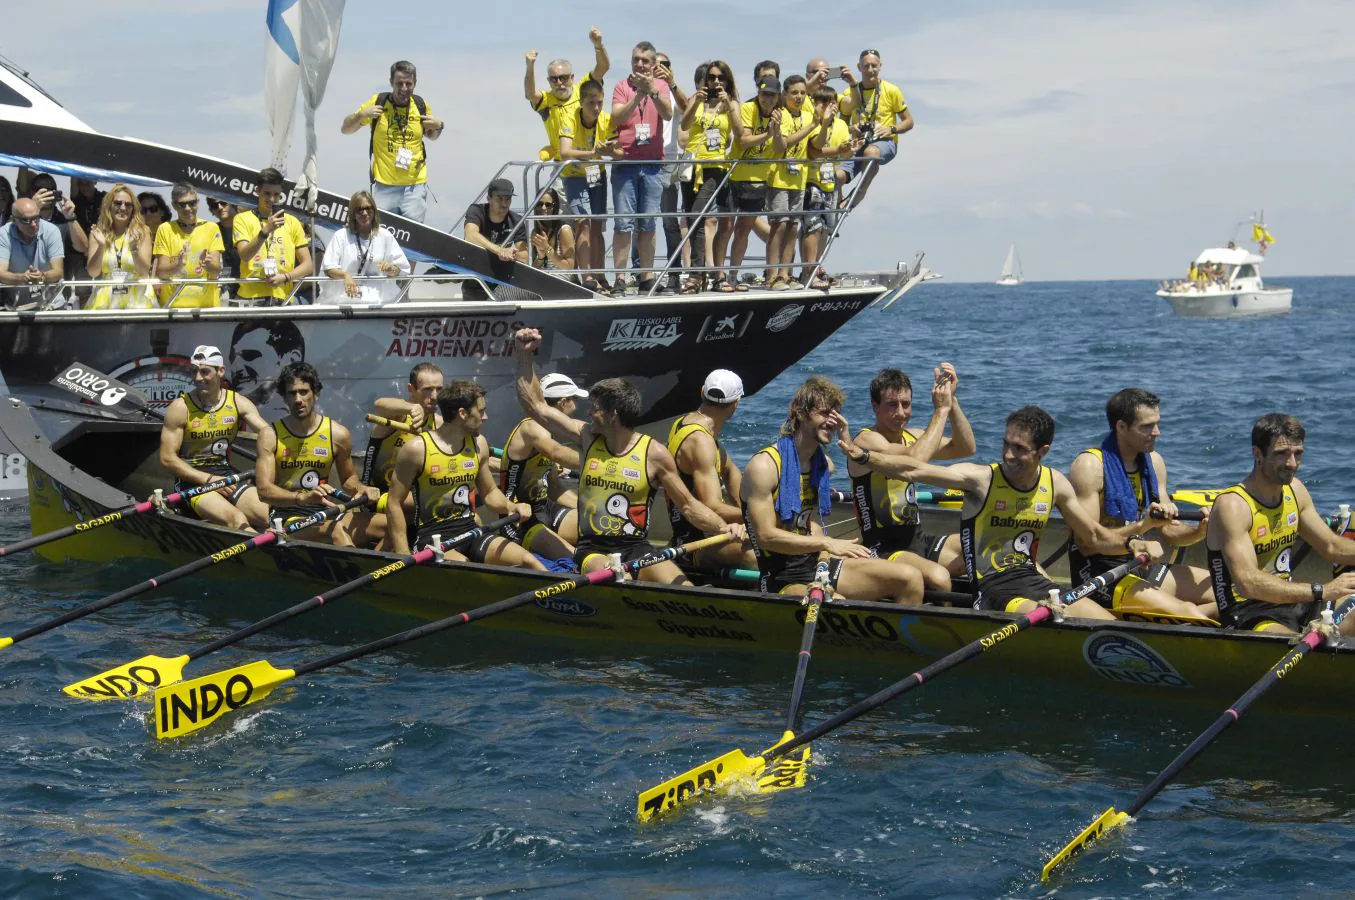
{"left": 1151, "top": 509, "right": 1205, "bottom": 523}
{"left": 1061, "top": 553, "right": 1150, "bottom": 604}
{"left": 366, "top": 413, "right": 414, "bottom": 433}
{"left": 163, "top": 471, "right": 255, "bottom": 507}
{"left": 1123, "top": 595, "right": 1355, "bottom": 818}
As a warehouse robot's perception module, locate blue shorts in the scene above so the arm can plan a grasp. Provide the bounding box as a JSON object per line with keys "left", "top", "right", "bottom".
{"left": 372, "top": 182, "right": 428, "bottom": 223}
{"left": 612, "top": 164, "right": 664, "bottom": 234}
{"left": 840, "top": 138, "right": 898, "bottom": 179}
{"left": 562, "top": 174, "right": 608, "bottom": 219}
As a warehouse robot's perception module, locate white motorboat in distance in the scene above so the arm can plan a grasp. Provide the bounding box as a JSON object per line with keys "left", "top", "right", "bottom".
{"left": 1156, "top": 246, "right": 1292, "bottom": 317}
{"left": 995, "top": 244, "right": 1023, "bottom": 286}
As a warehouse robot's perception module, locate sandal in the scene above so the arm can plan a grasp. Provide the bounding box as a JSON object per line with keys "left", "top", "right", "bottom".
{"left": 734, "top": 280, "right": 750, "bottom": 292}
{"left": 681, "top": 275, "right": 704, "bottom": 295}
{"left": 582, "top": 276, "right": 609, "bottom": 296}
{"left": 716, "top": 277, "right": 736, "bottom": 293}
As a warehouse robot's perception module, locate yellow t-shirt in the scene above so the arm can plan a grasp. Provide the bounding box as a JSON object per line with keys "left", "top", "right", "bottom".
{"left": 767, "top": 103, "right": 816, "bottom": 191}
{"left": 808, "top": 119, "right": 852, "bottom": 191}
{"left": 534, "top": 74, "right": 600, "bottom": 158}
{"left": 838, "top": 80, "right": 908, "bottom": 145}
{"left": 358, "top": 93, "right": 432, "bottom": 186}
{"left": 557, "top": 107, "right": 612, "bottom": 179}
{"left": 153, "top": 221, "right": 224, "bottom": 308}
{"left": 731, "top": 100, "right": 776, "bottom": 184}
{"left": 232, "top": 210, "right": 307, "bottom": 301}
{"left": 686, "top": 103, "right": 734, "bottom": 164}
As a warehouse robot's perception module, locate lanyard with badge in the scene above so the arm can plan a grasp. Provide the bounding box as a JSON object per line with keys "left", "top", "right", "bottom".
{"left": 258, "top": 214, "right": 280, "bottom": 278}
{"left": 583, "top": 117, "right": 603, "bottom": 186}
{"left": 785, "top": 108, "right": 807, "bottom": 173}
{"left": 702, "top": 105, "right": 724, "bottom": 154}
{"left": 387, "top": 101, "right": 417, "bottom": 171}
{"left": 110, "top": 235, "right": 131, "bottom": 294}
{"left": 354, "top": 232, "right": 373, "bottom": 275}
{"left": 180, "top": 223, "right": 200, "bottom": 276}
{"left": 634, "top": 92, "right": 652, "bottom": 147}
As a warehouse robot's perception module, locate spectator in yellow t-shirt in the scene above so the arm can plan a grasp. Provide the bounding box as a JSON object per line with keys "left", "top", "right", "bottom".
{"left": 801, "top": 86, "right": 854, "bottom": 288}
{"left": 766, "top": 75, "right": 818, "bottom": 290}
{"left": 232, "top": 168, "right": 312, "bottom": 304}
{"left": 557, "top": 78, "right": 622, "bottom": 294}
{"left": 682, "top": 60, "right": 738, "bottom": 293}
{"left": 837, "top": 49, "right": 914, "bottom": 210}
{"left": 524, "top": 28, "right": 611, "bottom": 160}
{"left": 153, "top": 183, "right": 223, "bottom": 308}
{"left": 340, "top": 61, "right": 444, "bottom": 223}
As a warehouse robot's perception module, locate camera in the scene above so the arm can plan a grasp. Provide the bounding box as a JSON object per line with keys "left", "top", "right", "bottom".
{"left": 53, "top": 190, "right": 64, "bottom": 203}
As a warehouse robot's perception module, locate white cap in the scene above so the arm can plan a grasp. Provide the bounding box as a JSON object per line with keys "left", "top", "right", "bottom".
{"left": 701, "top": 369, "right": 744, "bottom": 403}
{"left": 541, "top": 373, "right": 588, "bottom": 399}
{"left": 190, "top": 344, "right": 225, "bottom": 368}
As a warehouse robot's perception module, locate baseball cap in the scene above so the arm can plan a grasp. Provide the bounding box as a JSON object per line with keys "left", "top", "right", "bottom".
{"left": 541, "top": 373, "right": 588, "bottom": 399}
{"left": 487, "top": 178, "right": 515, "bottom": 198}
{"left": 190, "top": 344, "right": 225, "bottom": 368}
{"left": 701, "top": 369, "right": 744, "bottom": 403}
{"left": 757, "top": 76, "right": 781, "bottom": 94}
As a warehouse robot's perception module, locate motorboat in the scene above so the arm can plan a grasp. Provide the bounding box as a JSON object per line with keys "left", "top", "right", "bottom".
{"left": 1156, "top": 232, "right": 1292, "bottom": 317}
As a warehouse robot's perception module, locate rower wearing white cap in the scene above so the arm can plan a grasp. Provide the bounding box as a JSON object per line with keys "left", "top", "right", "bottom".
{"left": 158, "top": 344, "right": 270, "bottom": 530}
{"left": 666, "top": 369, "right": 756, "bottom": 570}
{"left": 498, "top": 371, "right": 587, "bottom": 559}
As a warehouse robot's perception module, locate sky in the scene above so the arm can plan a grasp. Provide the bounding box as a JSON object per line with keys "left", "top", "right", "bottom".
{"left": 8, "top": 0, "right": 1355, "bottom": 281}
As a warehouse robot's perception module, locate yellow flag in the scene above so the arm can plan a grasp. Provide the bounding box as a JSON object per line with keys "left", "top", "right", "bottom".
{"left": 1252, "top": 223, "right": 1276, "bottom": 244}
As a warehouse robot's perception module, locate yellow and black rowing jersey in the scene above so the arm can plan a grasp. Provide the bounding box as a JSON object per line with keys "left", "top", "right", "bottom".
{"left": 499, "top": 417, "right": 555, "bottom": 506}
{"left": 849, "top": 426, "right": 922, "bottom": 556}
{"left": 743, "top": 443, "right": 820, "bottom": 592}
{"left": 666, "top": 415, "right": 729, "bottom": 545}
{"left": 273, "top": 416, "right": 334, "bottom": 494}
{"left": 179, "top": 390, "right": 242, "bottom": 475}
{"left": 411, "top": 432, "right": 480, "bottom": 533}
{"left": 1209, "top": 484, "right": 1303, "bottom": 629}
{"left": 578, "top": 433, "right": 654, "bottom": 547}
{"left": 362, "top": 417, "right": 432, "bottom": 493}
{"left": 961, "top": 463, "right": 1054, "bottom": 585}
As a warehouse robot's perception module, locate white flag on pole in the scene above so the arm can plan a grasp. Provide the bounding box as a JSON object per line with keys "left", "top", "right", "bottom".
{"left": 263, "top": 0, "right": 346, "bottom": 211}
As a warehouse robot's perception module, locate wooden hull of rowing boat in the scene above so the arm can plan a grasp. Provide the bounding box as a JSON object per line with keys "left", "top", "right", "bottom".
{"left": 4, "top": 397, "right": 1352, "bottom": 720}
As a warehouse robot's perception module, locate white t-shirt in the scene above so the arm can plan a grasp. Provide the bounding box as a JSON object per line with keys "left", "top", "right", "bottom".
{"left": 320, "top": 226, "right": 412, "bottom": 305}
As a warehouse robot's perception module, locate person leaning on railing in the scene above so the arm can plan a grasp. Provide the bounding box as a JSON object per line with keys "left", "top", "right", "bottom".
{"left": 680, "top": 60, "right": 737, "bottom": 294}
{"left": 321, "top": 190, "right": 411, "bottom": 305}
{"left": 0, "top": 197, "right": 64, "bottom": 310}
{"left": 152, "top": 183, "right": 223, "bottom": 309}
{"left": 85, "top": 184, "right": 155, "bottom": 310}
{"left": 462, "top": 179, "right": 528, "bottom": 302}
{"left": 556, "top": 77, "right": 621, "bottom": 294}
{"left": 528, "top": 188, "right": 575, "bottom": 277}
{"left": 800, "top": 86, "right": 853, "bottom": 289}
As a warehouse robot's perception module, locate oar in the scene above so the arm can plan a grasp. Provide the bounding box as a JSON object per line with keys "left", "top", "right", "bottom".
{"left": 365, "top": 413, "right": 414, "bottom": 433}
{"left": 0, "top": 472, "right": 253, "bottom": 559}
{"left": 0, "top": 494, "right": 368, "bottom": 653}
{"left": 637, "top": 553, "right": 1150, "bottom": 822}
{"left": 63, "top": 512, "right": 521, "bottom": 701}
{"left": 49, "top": 361, "right": 258, "bottom": 461}
{"left": 756, "top": 561, "right": 833, "bottom": 793}
{"left": 1041, "top": 595, "right": 1355, "bottom": 882}
{"left": 152, "top": 532, "right": 734, "bottom": 739}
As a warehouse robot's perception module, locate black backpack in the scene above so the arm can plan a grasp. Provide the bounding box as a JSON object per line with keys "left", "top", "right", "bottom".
{"left": 368, "top": 92, "right": 428, "bottom": 182}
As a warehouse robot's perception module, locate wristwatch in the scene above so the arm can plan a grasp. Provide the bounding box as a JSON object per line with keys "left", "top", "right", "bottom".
{"left": 1312, "top": 582, "right": 1324, "bottom": 605}
{"left": 853, "top": 448, "right": 871, "bottom": 466}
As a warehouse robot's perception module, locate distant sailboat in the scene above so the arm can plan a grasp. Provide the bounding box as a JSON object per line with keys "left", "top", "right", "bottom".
{"left": 996, "top": 244, "right": 1023, "bottom": 286}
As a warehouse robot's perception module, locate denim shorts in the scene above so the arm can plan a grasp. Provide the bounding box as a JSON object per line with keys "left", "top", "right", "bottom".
{"left": 802, "top": 184, "right": 838, "bottom": 234}
{"left": 562, "top": 173, "right": 608, "bottom": 219}
{"left": 840, "top": 137, "right": 898, "bottom": 179}
{"left": 372, "top": 182, "right": 428, "bottom": 223}
{"left": 611, "top": 164, "right": 664, "bottom": 234}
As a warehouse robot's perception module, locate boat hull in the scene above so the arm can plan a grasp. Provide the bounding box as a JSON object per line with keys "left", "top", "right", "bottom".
{"left": 1157, "top": 287, "right": 1293, "bottom": 317}
{"left": 4, "top": 396, "right": 1352, "bottom": 721}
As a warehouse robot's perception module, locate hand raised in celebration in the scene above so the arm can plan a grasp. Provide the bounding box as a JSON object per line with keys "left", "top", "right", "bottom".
{"left": 515, "top": 326, "right": 544, "bottom": 354}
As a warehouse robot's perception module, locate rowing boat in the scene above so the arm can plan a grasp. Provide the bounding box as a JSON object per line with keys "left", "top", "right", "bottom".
{"left": 2, "top": 395, "right": 1351, "bottom": 720}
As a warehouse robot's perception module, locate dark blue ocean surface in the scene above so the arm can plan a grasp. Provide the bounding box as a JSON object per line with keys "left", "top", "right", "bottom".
{"left": 2, "top": 277, "right": 1353, "bottom": 897}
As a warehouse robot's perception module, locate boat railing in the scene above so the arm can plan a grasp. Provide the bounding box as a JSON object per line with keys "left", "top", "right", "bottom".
{"left": 455, "top": 155, "right": 877, "bottom": 296}
{"left": 3, "top": 271, "right": 503, "bottom": 312}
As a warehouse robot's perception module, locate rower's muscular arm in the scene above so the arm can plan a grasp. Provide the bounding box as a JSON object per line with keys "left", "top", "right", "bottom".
{"left": 1209, "top": 491, "right": 1317, "bottom": 604}
{"left": 741, "top": 453, "right": 860, "bottom": 557}
{"left": 1295, "top": 478, "right": 1355, "bottom": 568}
{"left": 158, "top": 397, "right": 209, "bottom": 485}
{"left": 1067, "top": 451, "right": 1107, "bottom": 549}
{"left": 253, "top": 425, "right": 290, "bottom": 507}
{"left": 1151, "top": 452, "right": 1206, "bottom": 546}
{"left": 1052, "top": 469, "right": 1155, "bottom": 558}
{"left": 682, "top": 432, "right": 743, "bottom": 523}
{"left": 514, "top": 328, "right": 585, "bottom": 444}
{"left": 383, "top": 437, "right": 421, "bottom": 555}
{"left": 477, "top": 436, "right": 532, "bottom": 521}
{"left": 652, "top": 444, "right": 738, "bottom": 537}
{"left": 332, "top": 423, "right": 378, "bottom": 503}
{"left": 373, "top": 396, "right": 421, "bottom": 429}
{"left": 525, "top": 419, "right": 581, "bottom": 470}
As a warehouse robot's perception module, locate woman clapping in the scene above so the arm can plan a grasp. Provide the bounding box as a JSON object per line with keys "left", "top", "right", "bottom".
{"left": 86, "top": 184, "right": 154, "bottom": 310}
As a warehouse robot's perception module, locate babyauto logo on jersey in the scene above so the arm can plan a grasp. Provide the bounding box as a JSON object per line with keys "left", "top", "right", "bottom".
{"left": 1082, "top": 633, "right": 1190, "bottom": 688}
{"left": 603, "top": 317, "right": 683, "bottom": 351}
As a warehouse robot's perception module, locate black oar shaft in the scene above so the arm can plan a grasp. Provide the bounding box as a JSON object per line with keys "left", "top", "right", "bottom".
{"left": 187, "top": 514, "right": 517, "bottom": 661}
{"left": 765, "top": 554, "right": 1149, "bottom": 762}
{"left": 1124, "top": 597, "right": 1353, "bottom": 819}
{"left": 784, "top": 568, "right": 830, "bottom": 733}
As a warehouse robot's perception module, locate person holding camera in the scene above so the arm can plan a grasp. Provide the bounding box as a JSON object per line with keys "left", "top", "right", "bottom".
{"left": 837, "top": 49, "right": 913, "bottom": 210}
{"left": 233, "top": 168, "right": 312, "bottom": 305}
{"left": 681, "top": 60, "right": 737, "bottom": 293}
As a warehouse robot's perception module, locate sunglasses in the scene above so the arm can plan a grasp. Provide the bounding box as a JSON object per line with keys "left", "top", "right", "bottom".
{"left": 547, "top": 74, "right": 572, "bottom": 84}
{"left": 537, "top": 202, "right": 556, "bottom": 210}
{"left": 354, "top": 206, "right": 374, "bottom": 213}
{"left": 112, "top": 200, "right": 134, "bottom": 210}
{"left": 175, "top": 199, "right": 198, "bottom": 209}
{"left": 861, "top": 49, "right": 880, "bottom": 58}
{"left": 141, "top": 206, "right": 159, "bottom": 215}
{"left": 14, "top": 214, "right": 40, "bottom": 225}
{"left": 207, "top": 199, "right": 229, "bottom": 208}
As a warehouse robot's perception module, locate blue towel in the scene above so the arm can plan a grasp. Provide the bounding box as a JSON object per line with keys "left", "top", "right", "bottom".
{"left": 773, "top": 434, "right": 833, "bottom": 525}
{"left": 533, "top": 554, "right": 578, "bottom": 574}
{"left": 1100, "top": 432, "right": 1159, "bottom": 523}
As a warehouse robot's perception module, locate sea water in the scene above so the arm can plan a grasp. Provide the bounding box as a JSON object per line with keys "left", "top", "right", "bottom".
{"left": 2, "top": 277, "right": 1353, "bottom": 897}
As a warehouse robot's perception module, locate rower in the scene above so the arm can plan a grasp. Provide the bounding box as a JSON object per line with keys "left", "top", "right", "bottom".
{"left": 514, "top": 327, "right": 742, "bottom": 582}
{"left": 838, "top": 405, "right": 1162, "bottom": 619}
{"left": 666, "top": 369, "right": 756, "bottom": 570}
{"left": 1068, "top": 388, "right": 1215, "bottom": 620}
{"left": 847, "top": 364, "right": 975, "bottom": 591}
{"left": 383, "top": 380, "right": 542, "bottom": 566}
{"left": 1206, "top": 413, "right": 1355, "bottom": 634}
{"left": 254, "top": 361, "right": 384, "bottom": 546}
{"left": 158, "top": 344, "right": 270, "bottom": 530}
{"left": 741, "top": 375, "right": 924, "bottom": 604}
{"left": 363, "top": 362, "right": 444, "bottom": 495}
{"left": 499, "top": 372, "right": 587, "bottom": 559}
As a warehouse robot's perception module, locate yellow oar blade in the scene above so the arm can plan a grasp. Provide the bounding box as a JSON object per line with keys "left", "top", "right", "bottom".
{"left": 1117, "top": 609, "right": 1220, "bottom": 628}
{"left": 636, "top": 747, "right": 766, "bottom": 822}
{"left": 1170, "top": 488, "right": 1220, "bottom": 506}
{"left": 0, "top": 636, "right": 12, "bottom": 650}
{"left": 153, "top": 660, "right": 295, "bottom": 740}
{"left": 1041, "top": 806, "right": 1131, "bottom": 882}
{"left": 755, "top": 731, "right": 810, "bottom": 794}
{"left": 63, "top": 654, "right": 191, "bottom": 701}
